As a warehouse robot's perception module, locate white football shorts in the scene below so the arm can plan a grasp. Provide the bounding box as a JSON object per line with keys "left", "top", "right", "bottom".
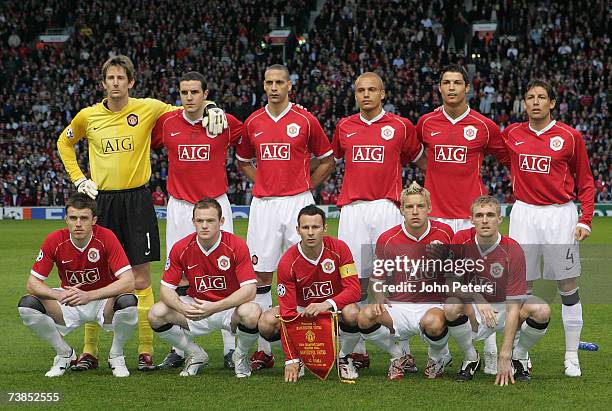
{"left": 338, "top": 199, "right": 403, "bottom": 278}
{"left": 385, "top": 302, "right": 444, "bottom": 340}
{"left": 55, "top": 294, "right": 110, "bottom": 336}
{"left": 472, "top": 303, "right": 507, "bottom": 341}
{"left": 166, "top": 193, "right": 233, "bottom": 258}
{"left": 509, "top": 200, "right": 581, "bottom": 281}
{"left": 431, "top": 217, "right": 473, "bottom": 234}
{"left": 247, "top": 191, "right": 314, "bottom": 272}
{"left": 180, "top": 296, "right": 235, "bottom": 336}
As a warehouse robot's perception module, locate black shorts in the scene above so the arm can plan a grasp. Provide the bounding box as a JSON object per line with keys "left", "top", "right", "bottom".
{"left": 96, "top": 186, "right": 160, "bottom": 265}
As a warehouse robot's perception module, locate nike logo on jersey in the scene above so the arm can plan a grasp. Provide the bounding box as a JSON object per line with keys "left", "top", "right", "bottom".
{"left": 61, "top": 260, "right": 72, "bottom": 264}
{"left": 254, "top": 131, "right": 264, "bottom": 137}
{"left": 431, "top": 131, "right": 441, "bottom": 136}
{"left": 515, "top": 141, "right": 525, "bottom": 146}
{"left": 296, "top": 277, "right": 304, "bottom": 282}
{"left": 171, "top": 132, "right": 181, "bottom": 136}
{"left": 188, "top": 264, "right": 198, "bottom": 270}
{"left": 346, "top": 132, "right": 357, "bottom": 138}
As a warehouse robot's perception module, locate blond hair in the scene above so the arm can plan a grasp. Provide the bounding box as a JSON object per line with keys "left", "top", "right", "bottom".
{"left": 470, "top": 195, "right": 501, "bottom": 216}
{"left": 400, "top": 181, "right": 431, "bottom": 207}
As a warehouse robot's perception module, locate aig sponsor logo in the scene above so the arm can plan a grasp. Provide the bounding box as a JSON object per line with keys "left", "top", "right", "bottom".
{"left": 352, "top": 145, "right": 384, "bottom": 163}
{"left": 519, "top": 154, "right": 551, "bottom": 174}
{"left": 434, "top": 145, "right": 467, "bottom": 163}
{"left": 102, "top": 136, "right": 134, "bottom": 154}
{"left": 195, "top": 275, "right": 227, "bottom": 292}
{"left": 178, "top": 144, "right": 210, "bottom": 161}
{"left": 66, "top": 268, "right": 100, "bottom": 285}
{"left": 260, "top": 143, "right": 290, "bottom": 160}
{"left": 302, "top": 281, "right": 333, "bottom": 300}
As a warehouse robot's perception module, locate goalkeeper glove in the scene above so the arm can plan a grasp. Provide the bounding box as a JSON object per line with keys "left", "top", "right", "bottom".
{"left": 75, "top": 178, "right": 98, "bottom": 199}
{"left": 202, "top": 104, "right": 228, "bottom": 135}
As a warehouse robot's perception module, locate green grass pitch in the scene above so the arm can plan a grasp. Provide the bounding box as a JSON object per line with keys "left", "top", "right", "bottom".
{"left": 1, "top": 218, "right": 611, "bottom": 409}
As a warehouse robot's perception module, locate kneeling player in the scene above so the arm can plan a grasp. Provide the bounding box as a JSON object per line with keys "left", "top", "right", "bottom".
{"left": 257, "top": 205, "right": 361, "bottom": 382}
{"left": 445, "top": 196, "right": 550, "bottom": 384}
{"left": 18, "top": 193, "right": 138, "bottom": 377}
{"left": 358, "top": 182, "right": 454, "bottom": 380}
{"left": 148, "top": 198, "right": 260, "bottom": 377}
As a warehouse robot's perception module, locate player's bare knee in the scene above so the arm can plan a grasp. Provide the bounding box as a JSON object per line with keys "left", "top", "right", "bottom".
{"left": 420, "top": 309, "right": 446, "bottom": 335}
{"left": 357, "top": 306, "right": 377, "bottom": 329}
{"left": 525, "top": 299, "right": 551, "bottom": 324}
{"left": 147, "top": 302, "right": 169, "bottom": 327}
{"left": 340, "top": 303, "right": 360, "bottom": 327}
{"left": 443, "top": 299, "right": 464, "bottom": 320}
{"left": 237, "top": 302, "right": 261, "bottom": 328}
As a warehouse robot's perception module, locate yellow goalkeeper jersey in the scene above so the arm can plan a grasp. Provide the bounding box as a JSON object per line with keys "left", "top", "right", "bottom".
{"left": 58, "top": 97, "right": 179, "bottom": 190}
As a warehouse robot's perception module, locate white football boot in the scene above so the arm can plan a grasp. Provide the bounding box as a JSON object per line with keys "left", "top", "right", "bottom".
{"left": 45, "top": 349, "right": 76, "bottom": 377}
{"left": 108, "top": 355, "right": 130, "bottom": 377}
{"left": 564, "top": 354, "right": 581, "bottom": 377}
{"left": 180, "top": 346, "right": 209, "bottom": 377}
{"left": 233, "top": 350, "right": 251, "bottom": 378}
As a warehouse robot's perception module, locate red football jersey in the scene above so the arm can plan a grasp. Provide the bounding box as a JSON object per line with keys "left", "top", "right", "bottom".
{"left": 162, "top": 231, "right": 256, "bottom": 302}
{"left": 236, "top": 103, "right": 333, "bottom": 197}
{"left": 152, "top": 111, "right": 243, "bottom": 202}
{"left": 332, "top": 111, "right": 423, "bottom": 206}
{"left": 416, "top": 107, "right": 508, "bottom": 219}
{"left": 277, "top": 236, "right": 360, "bottom": 317}
{"left": 501, "top": 121, "right": 595, "bottom": 228}
{"left": 374, "top": 220, "right": 454, "bottom": 303}
{"left": 31, "top": 225, "right": 131, "bottom": 291}
{"left": 451, "top": 228, "right": 526, "bottom": 303}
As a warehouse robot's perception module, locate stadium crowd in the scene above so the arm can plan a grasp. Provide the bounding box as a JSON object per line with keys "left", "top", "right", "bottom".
{"left": 0, "top": 0, "right": 609, "bottom": 207}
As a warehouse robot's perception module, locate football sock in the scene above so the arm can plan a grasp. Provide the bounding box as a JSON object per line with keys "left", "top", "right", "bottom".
{"left": 109, "top": 306, "right": 138, "bottom": 358}
{"left": 561, "top": 288, "right": 582, "bottom": 354}
{"left": 222, "top": 329, "right": 236, "bottom": 355}
{"left": 360, "top": 324, "right": 402, "bottom": 360}
{"left": 338, "top": 323, "right": 361, "bottom": 357}
{"left": 483, "top": 332, "right": 497, "bottom": 356}
{"left": 513, "top": 318, "right": 549, "bottom": 360}
{"left": 19, "top": 307, "right": 72, "bottom": 356}
{"left": 446, "top": 315, "right": 478, "bottom": 361}
{"left": 423, "top": 328, "right": 450, "bottom": 362}
{"left": 353, "top": 299, "right": 368, "bottom": 355}
{"left": 135, "top": 286, "right": 155, "bottom": 355}
{"left": 154, "top": 324, "right": 200, "bottom": 355}
{"left": 254, "top": 286, "right": 273, "bottom": 355}
{"left": 236, "top": 324, "right": 259, "bottom": 356}
{"left": 83, "top": 322, "right": 100, "bottom": 357}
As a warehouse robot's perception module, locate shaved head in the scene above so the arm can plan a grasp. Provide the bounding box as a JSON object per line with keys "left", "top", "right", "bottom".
{"left": 356, "top": 72, "right": 384, "bottom": 89}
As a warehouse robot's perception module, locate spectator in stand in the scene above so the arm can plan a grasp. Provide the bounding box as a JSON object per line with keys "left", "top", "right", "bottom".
{"left": 151, "top": 185, "right": 168, "bottom": 207}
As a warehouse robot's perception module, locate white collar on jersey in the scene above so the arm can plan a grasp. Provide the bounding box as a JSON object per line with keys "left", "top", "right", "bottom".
{"left": 196, "top": 232, "right": 222, "bottom": 256}
{"left": 297, "top": 242, "right": 325, "bottom": 266}
{"left": 442, "top": 106, "right": 470, "bottom": 125}
{"left": 529, "top": 120, "right": 556, "bottom": 136}
{"left": 359, "top": 109, "right": 386, "bottom": 125}
{"left": 475, "top": 232, "right": 501, "bottom": 257}
{"left": 182, "top": 110, "right": 204, "bottom": 125}
{"left": 265, "top": 102, "right": 293, "bottom": 123}
{"left": 70, "top": 233, "right": 93, "bottom": 253}
{"left": 401, "top": 220, "right": 431, "bottom": 242}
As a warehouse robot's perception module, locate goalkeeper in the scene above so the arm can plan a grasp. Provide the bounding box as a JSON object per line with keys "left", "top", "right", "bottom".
{"left": 57, "top": 55, "right": 227, "bottom": 371}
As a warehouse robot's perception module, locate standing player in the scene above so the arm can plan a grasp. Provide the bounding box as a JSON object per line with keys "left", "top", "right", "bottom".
{"left": 416, "top": 64, "right": 508, "bottom": 373}
{"left": 236, "top": 64, "right": 334, "bottom": 370}
{"left": 151, "top": 71, "right": 242, "bottom": 369}
{"left": 445, "top": 196, "right": 551, "bottom": 384}
{"left": 18, "top": 193, "right": 138, "bottom": 377}
{"left": 257, "top": 205, "right": 361, "bottom": 382}
{"left": 57, "top": 55, "right": 227, "bottom": 371}
{"left": 501, "top": 80, "right": 595, "bottom": 377}
{"left": 332, "top": 72, "right": 425, "bottom": 366}
{"left": 358, "top": 182, "right": 454, "bottom": 380}
{"left": 147, "top": 198, "right": 261, "bottom": 378}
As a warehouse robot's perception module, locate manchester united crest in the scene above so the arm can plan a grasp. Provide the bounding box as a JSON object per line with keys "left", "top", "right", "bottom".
{"left": 217, "top": 255, "right": 231, "bottom": 271}
{"left": 490, "top": 262, "right": 504, "bottom": 279}
{"left": 463, "top": 125, "right": 477, "bottom": 141}
{"left": 287, "top": 123, "right": 300, "bottom": 138}
{"left": 321, "top": 258, "right": 335, "bottom": 274}
{"left": 88, "top": 248, "right": 100, "bottom": 263}
{"left": 550, "top": 136, "right": 564, "bottom": 151}
{"left": 380, "top": 125, "right": 395, "bottom": 140}
{"left": 126, "top": 113, "right": 139, "bottom": 127}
